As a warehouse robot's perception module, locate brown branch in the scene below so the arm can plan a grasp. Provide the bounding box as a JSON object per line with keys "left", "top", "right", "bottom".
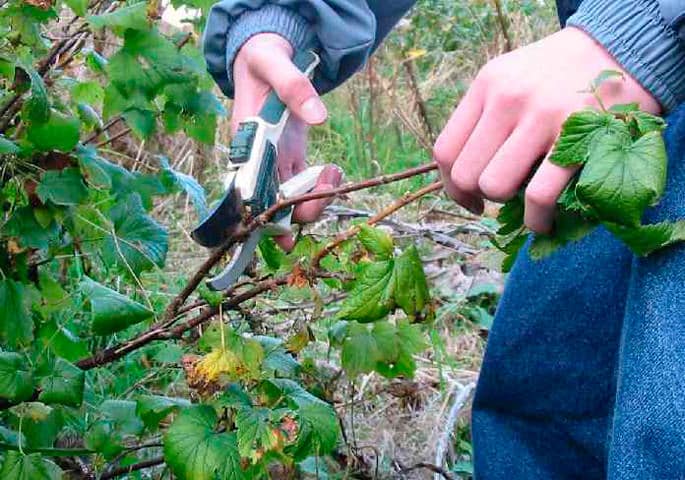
{"left": 100, "top": 456, "right": 165, "bottom": 480}
{"left": 396, "top": 461, "right": 454, "bottom": 479}
{"left": 259, "top": 162, "right": 438, "bottom": 224}
{"left": 312, "top": 181, "right": 443, "bottom": 267}
{"left": 94, "top": 126, "right": 132, "bottom": 148}
{"left": 492, "top": 0, "right": 513, "bottom": 52}
{"left": 403, "top": 59, "right": 435, "bottom": 142}
{"left": 75, "top": 165, "right": 440, "bottom": 371}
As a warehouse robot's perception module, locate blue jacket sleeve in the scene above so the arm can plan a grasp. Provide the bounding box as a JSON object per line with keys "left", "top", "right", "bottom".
{"left": 567, "top": 0, "right": 685, "bottom": 111}
{"left": 202, "top": 0, "right": 415, "bottom": 98}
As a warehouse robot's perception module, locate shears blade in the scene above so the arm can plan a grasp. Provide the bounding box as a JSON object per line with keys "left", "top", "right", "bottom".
{"left": 191, "top": 176, "right": 242, "bottom": 248}
{"left": 206, "top": 228, "right": 263, "bottom": 291}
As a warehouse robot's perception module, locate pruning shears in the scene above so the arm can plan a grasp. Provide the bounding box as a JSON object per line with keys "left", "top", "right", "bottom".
{"left": 191, "top": 50, "right": 322, "bottom": 291}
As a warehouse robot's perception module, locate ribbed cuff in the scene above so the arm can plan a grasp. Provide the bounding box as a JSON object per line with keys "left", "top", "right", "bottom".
{"left": 568, "top": 0, "right": 685, "bottom": 111}
{"left": 225, "top": 5, "right": 314, "bottom": 96}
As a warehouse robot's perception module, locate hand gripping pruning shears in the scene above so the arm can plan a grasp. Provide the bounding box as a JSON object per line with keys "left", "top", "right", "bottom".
{"left": 191, "top": 50, "right": 323, "bottom": 291}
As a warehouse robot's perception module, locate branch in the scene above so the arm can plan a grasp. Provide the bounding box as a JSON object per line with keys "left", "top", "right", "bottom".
{"left": 313, "top": 181, "right": 442, "bottom": 267}
{"left": 0, "top": 441, "right": 94, "bottom": 457}
{"left": 100, "top": 456, "right": 165, "bottom": 480}
{"left": 76, "top": 165, "right": 440, "bottom": 370}
{"left": 165, "top": 162, "right": 439, "bottom": 320}
{"left": 396, "top": 462, "right": 454, "bottom": 480}
{"left": 492, "top": 0, "right": 513, "bottom": 52}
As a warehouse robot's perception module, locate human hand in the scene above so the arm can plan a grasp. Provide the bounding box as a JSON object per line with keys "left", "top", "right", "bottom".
{"left": 433, "top": 27, "right": 661, "bottom": 233}
{"left": 233, "top": 33, "right": 343, "bottom": 250}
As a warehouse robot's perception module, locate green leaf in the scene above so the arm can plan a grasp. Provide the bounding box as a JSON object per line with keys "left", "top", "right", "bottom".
{"left": 341, "top": 321, "right": 426, "bottom": 379}
{"left": 496, "top": 193, "right": 524, "bottom": 235}
{"left": 357, "top": 224, "right": 394, "bottom": 259}
{"left": 84, "top": 49, "right": 108, "bottom": 74}
{"left": 0, "top": 452, "right": 61, "bottom": 480}
{"left": 80, "top": 276, "right": 153, "bottom": 335}
{"left": 3, "top": 206, "right": 58, "bottom": 250}
{"left": 26, "top": 111, "right": 80, "bottom": 152}
{"left": 0, "top": 279, "right": 33, "bottom": 347}
{"left": 392, "top": 246, "right": 430, "bottom": 318}
{"left": 549, "top": 109, "right": 626, "bottom": 167}
{"left": 632, "top": 110, "right": 667, "bottom": 135}
{"left": 163, "top": 405, "right": 246, "bottom": 480}
{"left": 123, "top": 108, "right": 156, "bottom": 139}
{"left": 258, "top": 237, "right": 286, "bottom": 270}
{"left": 37, "top": 358, "right": 84, "bottom": 407}
{"left": 99, "top": 399, "right": 145, "bottom": 435}
{"left": 235, "top": 406, "right": 279, "bottom": 460}
{"left": 36, "top": 168, "right": 88, "bottom": 206}
{"left": 577, "top": 131, "right": 667, "bottom": 226}
{"left": 84, "top": 421, "right": 125, "bottom": 459}
{"left": 87, "top": 2, "right": 149, "bottom": 33}
{"left": 21, "top": 65, "right": 49, "bottom": 123}
{"left": 590, "top": 69, "right": 624, "bottom": 90}
{"left": 36, "top": 322, "right": 88, "bottom": 362}
{"left": 75, "top": 144, "right": 127, "bottom": 190}
{"left": 605, "top": 221, "right": 685, "bottom": 256}
{"left": 0, "top": 135, "right": 19, "bottom": 154}
{"left": 263, "top": 379, "right": 339, "bottom": 459}
{"left": 336, "top": 261, "right": 394, "bottom": 322}
{"left": 64, "top": 0, "right": 87, "bottom": 16}
{"left": 107, "top": 29, "right": 196, "bottom": 107}
{"left": 256, "top": 336, "right": 300, "bottom": 376}
{"left": 77, "top": 103, "right": 102, "bottom": 130}
{"left": 0, "top": 352, "right": 34, "bottom": 402}
{"left": 158, "top": 157, "right": 208, "bottom": 218}
{"left": 341, "top": 322, "right": 378, "bottom": 376}
{"left": 529, "top": 210, "right": 597, "bottom": 260}
{"left": 103, "top": 193, "right": 169, "bottom": 274}
{"left": 135, "top": 395, "right": 190, "bottom": 430}
{"left": 15, "top": 405, "right": 63, "bottom": 449}
{"left": 71, "top": 81, "right": 104, "bottom": 108}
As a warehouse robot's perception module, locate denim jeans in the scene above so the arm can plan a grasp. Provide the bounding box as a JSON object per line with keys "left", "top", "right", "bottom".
{"left": 471, "top": 104, "right": 685, "bottom": 479}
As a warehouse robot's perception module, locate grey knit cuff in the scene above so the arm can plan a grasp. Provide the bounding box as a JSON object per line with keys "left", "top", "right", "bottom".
{"left": 225, "top": 5, "right": 314, "bottom": 96}
{"left": 567, "top": 0, "right": 685, "bottom": 112}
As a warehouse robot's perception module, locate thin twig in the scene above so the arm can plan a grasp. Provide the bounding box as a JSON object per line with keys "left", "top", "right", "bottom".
{"left": 313, "top": 181, "right": 443, "bottom": 267}
{"left": 100, "top": 456, "right": 165, "bottom": 480}
{"left": 70, "top": 166, "right": 440, "bottom": 371}
{"left": 433, "top": 382, "right": 476, "bottom": 480}
{"left": 492, "top": 0, "right": 513, "bottom": 52}
{"left": 396, "top": 462, "right": 454, "bottom": 480}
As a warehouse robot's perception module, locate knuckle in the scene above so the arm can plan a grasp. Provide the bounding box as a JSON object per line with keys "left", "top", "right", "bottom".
{"left": 525, "top": 185, "right": 556, "bottom": 208}
{"left": 280, "top": 75, "right": 312, "bottom": 104}
{"left": 451, "top": 170, "right": 479, "bottom": 196}
{"left": 490, "top": 89, "right": 526, "bottom": 112}
{"left": 479, "top": 175, "right": 516, "bottom": 202}
{"left": 432, "top": 138, "right": 454, "bottom": 168}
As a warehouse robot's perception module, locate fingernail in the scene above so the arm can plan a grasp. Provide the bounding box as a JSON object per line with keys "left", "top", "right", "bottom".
{"left": 301, "top": 97, "right": 327, "bottom": 124}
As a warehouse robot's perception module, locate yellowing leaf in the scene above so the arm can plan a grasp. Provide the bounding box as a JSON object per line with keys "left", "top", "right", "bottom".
{"left": 406, "top": 48, "right": 427, "bottom": 60}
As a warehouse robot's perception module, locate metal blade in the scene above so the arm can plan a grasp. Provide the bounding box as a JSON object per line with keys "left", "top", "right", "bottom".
{"left": 191, "top": 176, "right": 242, "bottom": 248}
{"left": 207, "top": 229, "right": 263, "bottom": 291}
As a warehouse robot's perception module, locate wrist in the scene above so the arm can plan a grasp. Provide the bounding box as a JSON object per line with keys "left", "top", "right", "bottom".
{"left": 564, "top": 26, "right": 662, "bottom": 115}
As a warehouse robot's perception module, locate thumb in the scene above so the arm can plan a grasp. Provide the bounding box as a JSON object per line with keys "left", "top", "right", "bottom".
{"left": 248, "top": 47, "right": 327, "bottom": 125}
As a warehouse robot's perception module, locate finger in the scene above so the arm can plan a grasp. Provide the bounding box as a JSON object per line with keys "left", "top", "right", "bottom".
{"left": 249, "top": 51, "right": 327, "bottom": 125}
{"left": 274, "top": 234, "right": 296, "bottom": 252}
{"left": 449, "top": 104, "right": 518, "bottom": 210}
{"left": 524, "top": 158, "right": 579, "bottom": 234}
{"left": 433, "top": 82, "right": 484, "bottom": 211}
{"left": 292, "top": 164, "right": 344, "bottom": 224}
{"left": 278, "top": 117, "right": 308, "bottom": 181}
{"left": 478, "top": 118, "right": 557, "bottom": 202}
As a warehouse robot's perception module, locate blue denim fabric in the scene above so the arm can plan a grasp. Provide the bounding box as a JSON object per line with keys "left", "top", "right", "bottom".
{"left": 471, "top": 104, "right": 685, "bottom": 479}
